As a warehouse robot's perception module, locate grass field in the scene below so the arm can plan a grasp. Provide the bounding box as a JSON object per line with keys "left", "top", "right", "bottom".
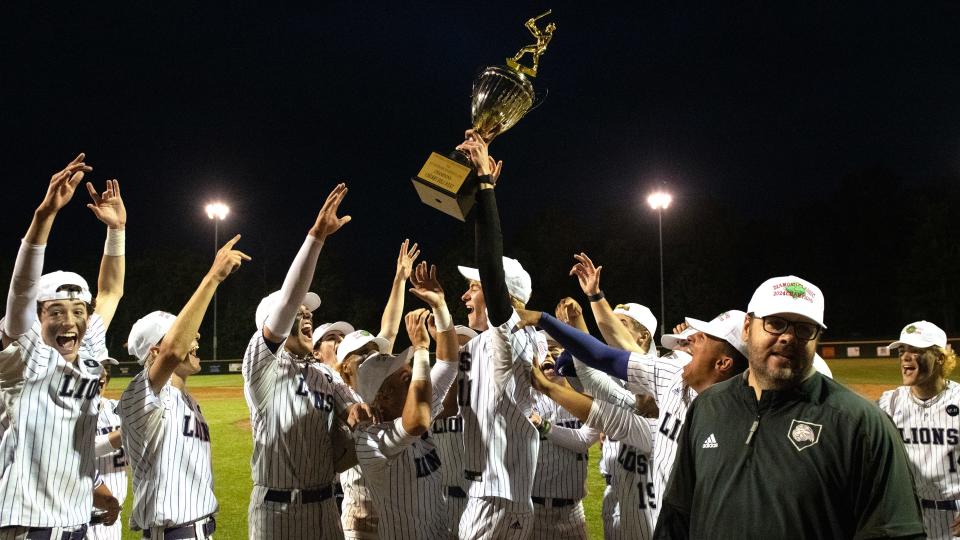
{"left": 103, "top": 357, "right": 914, "bottom": 539}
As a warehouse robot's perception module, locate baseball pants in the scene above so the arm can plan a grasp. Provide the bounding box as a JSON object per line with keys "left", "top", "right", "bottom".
{"left": 530, "top": 500, "right": 587, "bottom": 540}
{"left": 459, "top": 496, "right": 533, "bottom": 540}
{"left": 85, "top": 521, "right": 121, "bottom": 540}
{"left": 922, "top": 507, "right": 958, "bottom": 540}
{"left": 248, "top": 485, "right": 343, "bottom": 540}
{"left": 601, "top": 484, "right": 621, "bottom": 540}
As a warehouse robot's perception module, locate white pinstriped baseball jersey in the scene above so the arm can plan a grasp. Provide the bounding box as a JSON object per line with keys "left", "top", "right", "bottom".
{"left": 242, "top": 332, "right": 357, "bottom": 489}
{"left": 340, "top": 464, "right": 378, "bottom": 536}
{"left": 355, "top": 360, "right": 458, "bottom": 538}
{"left": 459, "top": 310, "right": 539, "bottom": 503}
{"left": 118, "top": 370, "right": 216, "bottom": 530}
{"left": 0, "top": 323, "right": 103, "bottom": 527}
{"left": 431, "top": 413, "right": 466, "bottom": 490}
{"left": 531, "top": 391, "right": 599, "bottom": 500}
{"left": 880, "top": 382, "right": 960, "bottom": 540}
{"left": 95, "top": 398, "right": 127, "bottom": 503}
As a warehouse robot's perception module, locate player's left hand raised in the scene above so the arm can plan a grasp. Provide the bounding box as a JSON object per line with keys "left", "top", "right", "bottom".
{"left": 208, "top": 234, "right": 252, "bottom": 282}
{"left": 409, "top": 262, "right": 445, "bottom": 309}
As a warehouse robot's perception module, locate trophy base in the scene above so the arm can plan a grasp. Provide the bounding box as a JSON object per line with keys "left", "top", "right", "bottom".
{"left": 412, "top": 151, "right": 477, "bottom": 221}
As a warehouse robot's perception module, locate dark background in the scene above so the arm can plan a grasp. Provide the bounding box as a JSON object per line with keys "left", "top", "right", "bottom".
{"left": 3, "top": 2, "right": 959, "bottom": 358}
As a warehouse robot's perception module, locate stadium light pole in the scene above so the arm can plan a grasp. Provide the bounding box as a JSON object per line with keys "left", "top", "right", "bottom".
{"left": 647, "top": 191, "right": 672, "bottom": 339}
{"left": 205, "top": 202, "right": 230, "bottom": 361}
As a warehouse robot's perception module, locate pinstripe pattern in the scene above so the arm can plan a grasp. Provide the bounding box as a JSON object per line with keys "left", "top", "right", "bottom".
{"left": 531, "top": 392, "right": 593, "bottom": 500}
{"left": 248, "top": 485, "right": 342, "bottom": 539}
{"left": 651, "top": 373, "right": 695, "bottom": 524}
{"left": 529, "top": 502, "right": 587, "bottom": 540}
{"left": 459, "top": 311, "right": 539, "bottom": 504}
{"left": 340, "top": 466, "right": 378, "bottom": 538}
{"left": 458, "top": 497, "right": 533, "bottom": 540}
{"left": 432, "top": 414, "right": 465, "bottom": 490}
{"left": 242, "top": 331, "right": 356, "bottom": 538}
{"left": 355, "top": 361, "right": 457, "bottom": 539}
{"left": 599, "top": 439, "right": 620, "bottom": 538}
{"left": 87, "top": 398, "right": 126, "bottom": 540}
{"left": 0, "top": 324, "right": 102, "bottom": 528}
{"left": 880, "top": 382, "right": 960, "bottom": 540}
{"left": 118, "top": 370, "right": 217, "bottom": 530}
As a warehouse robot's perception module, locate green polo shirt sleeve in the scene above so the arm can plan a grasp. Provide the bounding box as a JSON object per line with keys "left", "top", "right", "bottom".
{"left": 851, "top": 406, "right": 924, "bottom": 539}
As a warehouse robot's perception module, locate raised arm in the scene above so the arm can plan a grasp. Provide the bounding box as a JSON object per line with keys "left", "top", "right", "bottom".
{"left": 570, "top": 253, "right": 643, "bottom": 352}
{"left": 86, "top": 179, "right": 126, "bottom": 329}
{"left": 3, "top": 154, "right": 91, "bottom": 346}
{"left": 149, "top": 235, "right": 250, "bottom": 393}
{"left": 377, "top": 239, "right": 420, "bottom": 352}
{"left": 555, "top": 297, "right": 589, "bottom": 333}
{"left": 263, "top": 183, "right": 350, "bottom": 343}
{"left": 518, "top": 309, "right": 632, "bottom": 380}
{"left": 458, "top": 130, "right": 510, "bottom": 326}
{"left": 400, "top": 309, "right": 433, "bottom": 436}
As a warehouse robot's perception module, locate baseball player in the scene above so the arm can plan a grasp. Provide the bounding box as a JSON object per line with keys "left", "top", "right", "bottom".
{"left": 243, "top": 184, "right": 375, "bottom": 539}
{"left": 529, "top": 333, "right": 601, "bottom": 540}
{"left": 87, "top": 353, "right": 126, "bottom": 540}
{"left": 353, "top": 263, "right": 460, "bottom": 538}
{"left": 119, "top": 235, "right": 248, "bottom": 538}
{"left": 455, "top": 131, "right": 540, "bottom": 539}
{"left": 880, "top": 321, "right": 960, "bottom": 539}
{"left": 0, "top": 154, "right": 112, "bottom": 538}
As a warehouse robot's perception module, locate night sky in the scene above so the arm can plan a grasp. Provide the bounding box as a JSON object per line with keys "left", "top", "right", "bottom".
{"left": 3, "top": 2, "right": 960, "bottom": 355}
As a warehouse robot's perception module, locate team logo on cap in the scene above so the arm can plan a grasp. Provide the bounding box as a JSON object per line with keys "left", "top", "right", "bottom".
{"left": 947, "top": 405, "right": 959, "bottom": 417}
{"left": 905, "top": 325, "right": 918, "bottom": 334}
{"left": 785, "top": 284, "right": 807, "bottom": 299}
{"left": 359, "top": 330, "right": 372, "bottom": 336}
{"left": 787, "top": 419, "right": 822, "bottom": 451}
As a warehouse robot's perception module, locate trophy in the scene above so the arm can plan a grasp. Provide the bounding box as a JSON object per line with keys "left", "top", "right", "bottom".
{"left": 412, "top": 10, "right": 557, "bottom": 221}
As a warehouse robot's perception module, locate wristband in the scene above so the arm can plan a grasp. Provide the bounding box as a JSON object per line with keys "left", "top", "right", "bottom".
{"left": 104, "top": 228, "right": 125, "bottom": 257}
{"left": 432, "top": 304, "right": 454, "bottom": 332}
{"left": 411, "top": 348, "right": 430, "bottom": 381}
{"left": 587, "top": 290, "right": 605, "bottom": 302}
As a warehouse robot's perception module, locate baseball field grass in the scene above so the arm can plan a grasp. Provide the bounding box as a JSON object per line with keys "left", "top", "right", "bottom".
{"left": 103, "top": 357, "right": 918, "bottom": 539}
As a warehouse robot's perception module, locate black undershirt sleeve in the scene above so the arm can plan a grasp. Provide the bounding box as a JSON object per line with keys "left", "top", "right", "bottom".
{"left": 473, "top": 178, "right": 512, "bottom": 327}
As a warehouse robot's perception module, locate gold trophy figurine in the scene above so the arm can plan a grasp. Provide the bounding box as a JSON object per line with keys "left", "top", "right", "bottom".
{"left": 412, "top": 11, "right": 557, "bottom": 221}
{"left": 506, "top": 10, "right": 557, "bottom": 78}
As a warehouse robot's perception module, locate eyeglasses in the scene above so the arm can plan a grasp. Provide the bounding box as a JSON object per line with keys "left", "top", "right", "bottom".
{"left": 759, "top": 315, "right": 821, "bottom": 341}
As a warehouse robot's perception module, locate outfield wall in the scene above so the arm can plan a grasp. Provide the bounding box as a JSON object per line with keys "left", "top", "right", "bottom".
{"left": 818, "top": 339, "right": 960, "bottom": 360}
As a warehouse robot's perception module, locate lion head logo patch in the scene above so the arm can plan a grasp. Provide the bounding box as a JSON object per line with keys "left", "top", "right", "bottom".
{"left": 787, "top": 419, "right": 822, "bottom": 451}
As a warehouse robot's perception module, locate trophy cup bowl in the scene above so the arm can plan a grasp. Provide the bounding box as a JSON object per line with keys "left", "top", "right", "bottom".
{"left": 411, "top": 66, "right": 535, "bottom": 221}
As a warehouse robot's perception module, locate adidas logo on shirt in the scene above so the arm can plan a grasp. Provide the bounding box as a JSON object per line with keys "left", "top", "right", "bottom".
{"left": 702, "top": 433, "right": 719, "bottom": 448}
{"left": 509, "top": 521, "right": 523, "bottom": 530}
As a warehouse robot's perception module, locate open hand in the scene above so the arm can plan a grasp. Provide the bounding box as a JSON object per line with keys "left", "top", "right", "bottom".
{"left": 396, "top": 239, "right": 420, "bottom": 280}
{"left": 38, "top": 153, "right": 92, "bottom": 215}
{"left": 569, "top": 252, "right": 602, "bottom": 296}
{"left": 310, "top": 183, "right": 351, "bottom": 239}
{"left": 409, "top": 261, "right": 445, "bottom": 308}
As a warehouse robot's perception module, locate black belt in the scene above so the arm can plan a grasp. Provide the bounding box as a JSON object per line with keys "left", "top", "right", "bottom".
{"left": 26, "top": 526, "right": 88, "bottom": 540}
{"left": 446, "top": 486, "right": 467, "bottom": 498}
{"left": 264, "top": 485, "right": 334, "bottom": 504}
{"left": 532, "top": 496, "right": 576, "bottom": 507}
{"left": 921, "top": 498, "right": 960, "bottom": 511}
{"left": 143, "top": 517, "right": 215, "bottom": 539}
{"left": 464, "top": 470, "right": 482, "bottom": 482}
{"left": 603, "top": 474, "right": 612, "bottom": 486}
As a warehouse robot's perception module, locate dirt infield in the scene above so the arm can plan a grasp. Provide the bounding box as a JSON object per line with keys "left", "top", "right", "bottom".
{"left": 103, "top": 385, "right": 245, "bottom": 400}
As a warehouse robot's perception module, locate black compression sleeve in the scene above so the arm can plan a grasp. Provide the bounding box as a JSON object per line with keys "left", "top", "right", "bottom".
{"left": 474, "top": 181, "right": 512, "bottom": 327}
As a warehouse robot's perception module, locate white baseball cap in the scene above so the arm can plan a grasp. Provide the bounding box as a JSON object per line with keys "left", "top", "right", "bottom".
{"left": 37, "top": 271, "right": 92, "bottom": 304}
{"left": 127, "top": 311, "right": 177, "bottom": 365}
{"left": 336, "top": 330, "right": 391, "bottom": 363}
{"left": 255, "top": 290, "right": 321, "bottom": 331}
{"left": 356, "top": 347, "right": 412, "bottom": 403}
{"left": 685, "top": 310, "right": 748, "bottom": 357}
{"left": 889, "top": 320, "right": 947, "bottom": 350}
{"left": 311, "top": 321, "right": 355, "bottom": 348}
{"left": 747, "top": 275, "right": 826, "bottom": 328}
{"left": 661, "top": 326, "right": 696, "bottom": 351}
{"left": 613, "top": 303, "right": 658, "bottom": 337}
{"left": 457, "top": 257, "right": 532, "bottom": 304}
{"left": 455, "top": 325, "right": 479, "bottom": 341}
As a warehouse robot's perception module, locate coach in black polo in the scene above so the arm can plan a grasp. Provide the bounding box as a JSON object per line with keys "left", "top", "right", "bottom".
{"left": 655, "top": 275, "right": 924, "bottom": 539}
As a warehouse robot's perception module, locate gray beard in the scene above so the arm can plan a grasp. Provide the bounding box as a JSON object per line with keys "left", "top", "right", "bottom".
{"left": 750, "top": 360, "right": 804, "bottom": 390}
